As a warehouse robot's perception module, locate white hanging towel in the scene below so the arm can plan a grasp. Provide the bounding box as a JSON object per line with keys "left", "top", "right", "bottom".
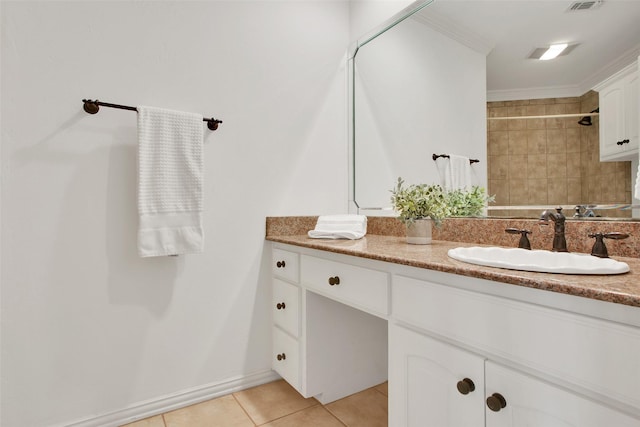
{"left": 308, "top": 215, "right": 367, "bottom": 240}
{"left": 137, "top": 106, "right": 204, "bottom": 257}
{"left": 437, "top": 154, "right": 472, "bottom": 191}
{"left": 635, "top": 163, "right": 640, "bottom": 200}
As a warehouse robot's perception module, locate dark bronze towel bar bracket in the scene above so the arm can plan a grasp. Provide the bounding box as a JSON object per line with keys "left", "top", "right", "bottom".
{"left": 432, "top": 153, "right": 480, "bottom": 164}
{"left": 82, "top": 99, "right": 223, "bottom": 131}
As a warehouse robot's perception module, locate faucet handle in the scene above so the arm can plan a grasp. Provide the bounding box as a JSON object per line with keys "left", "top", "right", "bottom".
{"left": 505, "top": 228, "right": 532, "bottom": 250}
{"left": 587, "top": 232, "right": 630, "bottom": 258}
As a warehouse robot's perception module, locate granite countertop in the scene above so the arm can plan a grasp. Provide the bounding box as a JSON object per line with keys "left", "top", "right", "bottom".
{"left": 266, "top": 234, "right": 640, "bottom": 308}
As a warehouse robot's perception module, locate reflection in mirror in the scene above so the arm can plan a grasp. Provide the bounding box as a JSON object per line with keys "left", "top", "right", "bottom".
{"left": 350, "top": 0, "right": 640, "bottom": 220}
{"left": 487, "top": 92, "right": 632, "bottom": 220}
{"left": 351, "top": 0, "right": 486, "bottom": 213}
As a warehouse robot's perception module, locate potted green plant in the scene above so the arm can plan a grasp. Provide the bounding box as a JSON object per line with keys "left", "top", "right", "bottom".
{"left": 446, "top": 186, "right": 495, "bottom": 217}
{"left": 390, "top": 177, "right": 450, "bottom": 244}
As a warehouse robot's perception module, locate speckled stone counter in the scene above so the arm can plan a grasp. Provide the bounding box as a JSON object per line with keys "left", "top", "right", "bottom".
{"left": 266, "top": 217, "right": 640, "bottom": 308}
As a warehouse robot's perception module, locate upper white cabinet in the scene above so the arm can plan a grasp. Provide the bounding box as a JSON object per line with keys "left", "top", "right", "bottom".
{"left": 595, "top": 61, "right": 639, "bottom": 161}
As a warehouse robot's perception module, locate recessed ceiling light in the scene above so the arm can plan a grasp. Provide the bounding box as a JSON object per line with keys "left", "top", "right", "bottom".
{"left": 539, "top": 43, "right": 568, "bottom": 60}
{"left": 528, "top": 44, "right": 578, "bottom": 60}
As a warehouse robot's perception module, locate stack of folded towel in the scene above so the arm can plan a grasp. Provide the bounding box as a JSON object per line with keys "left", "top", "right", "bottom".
{"left": 308, "top": 215, "right": 367, "bottom": 240}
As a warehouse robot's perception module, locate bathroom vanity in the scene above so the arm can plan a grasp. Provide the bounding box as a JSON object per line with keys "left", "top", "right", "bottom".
{"left": 267, "top": 224, "right": 640, "bottom": 426}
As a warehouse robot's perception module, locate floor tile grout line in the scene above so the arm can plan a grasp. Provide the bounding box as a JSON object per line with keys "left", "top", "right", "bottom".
{"left": 253, "top": 402, "right": 322, "bottom": 426}
{"left": 230, "top": 393, "right": 259, "bottom": 426}
{"left": 323, "top": 406, "right": 349, "bottom": 427}
{"left": 127, "top": 380, "right": 388, "bottom": 426}
{"left": 323, "top": 404, "right": 350, "bottom": 427}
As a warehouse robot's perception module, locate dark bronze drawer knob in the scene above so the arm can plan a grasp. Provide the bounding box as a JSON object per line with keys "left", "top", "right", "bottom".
{"left": 456, "top": 378, "right": 476, "bottom": 395}
{"left": 276, "top": 353, "right": 286, "bottom": 361}
{"left": 276, "top": 260, "right": 286, "bottom": 268}
{"left": 276, "top": 302, "right": 286, "bottom": 310}
{"left": 486, "top": 393, "right": 507, "bottom": 412}
{"left": 328, "top": 276, "right": 340, "bottom": 286}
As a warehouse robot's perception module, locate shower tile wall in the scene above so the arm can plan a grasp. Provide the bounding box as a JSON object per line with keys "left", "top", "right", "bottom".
{"left": 487, "top": 91, "right": 631, "bottom": 218}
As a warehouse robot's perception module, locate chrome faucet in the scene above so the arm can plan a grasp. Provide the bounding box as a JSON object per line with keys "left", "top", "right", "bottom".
{"left": 573, "top": 205, "right": 596, "bottom": 218}
{"left": 539, "top": 207, "right": 568, "bottom": 252}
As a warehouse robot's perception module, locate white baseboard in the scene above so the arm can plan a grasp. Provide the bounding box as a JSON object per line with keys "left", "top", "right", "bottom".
{"left": 62, "top": 370, "right": 281, "bottom": 427}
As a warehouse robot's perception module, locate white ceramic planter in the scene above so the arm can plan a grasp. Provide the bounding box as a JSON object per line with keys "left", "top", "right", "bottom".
{"left": 406, "top": 219, "right": 432, "bottom": 245}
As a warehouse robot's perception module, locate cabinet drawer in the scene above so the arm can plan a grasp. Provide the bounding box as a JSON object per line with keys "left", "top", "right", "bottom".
{"left": 272, "top": 248, "right": 299, "bottom": 283}
{"left": 272, "top": 327, "right": 299, "bottom": 390}
{"left": 273, "top": 279, "right": 300, "bottom": 337}
{"left": 301, "top": 255, "right": 388, "bottom": 316}
{"left": 392, "top": 274, "right": 640, "bottom": 411}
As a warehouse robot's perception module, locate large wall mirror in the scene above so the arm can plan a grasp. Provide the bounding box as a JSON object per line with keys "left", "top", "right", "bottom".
{"left": 350, "top": 0, "right": 640, "bottom": 220}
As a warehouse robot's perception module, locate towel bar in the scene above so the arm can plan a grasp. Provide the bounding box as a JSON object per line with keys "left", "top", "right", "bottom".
{"left": 82, "top": 99, "right": 223, "bottom": 131}
{"left": 432, "top": 153, "right": 479, "bottom": 164}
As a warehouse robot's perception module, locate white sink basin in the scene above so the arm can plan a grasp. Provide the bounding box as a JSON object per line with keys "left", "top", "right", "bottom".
{"left": 447, "top": 246, "right": 630, "bottom": 275}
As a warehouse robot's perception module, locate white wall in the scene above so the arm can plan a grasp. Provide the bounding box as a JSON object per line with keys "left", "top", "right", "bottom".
{"left": 1, "top": 1, "right": 351, "bottom": 426}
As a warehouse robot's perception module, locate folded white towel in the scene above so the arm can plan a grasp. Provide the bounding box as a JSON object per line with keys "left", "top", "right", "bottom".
{"left": 437, "top": 154, "right": 472, "bottom": 191}
{"left": 137, "top": 106, "right": 204, "bottom": 257}
{"left": 308, "top": 215, "right": 367, "bottom": 240}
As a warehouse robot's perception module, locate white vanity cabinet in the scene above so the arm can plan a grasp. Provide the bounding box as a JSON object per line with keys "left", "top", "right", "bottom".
{"left": 270, "top": 242, "right": 640, "bottom": 425}
{"left": 389, "top": 325, "right": 639, "bottom": 427}
{"left": 391, "top": 273, "right": 640, "bottom": 424}
{"left": 271, "top": 248, "right": 301, "bottom": 389}
{"left": 271, "top": 247, "right": 388, "bottom": 404}
{"left": 595, "top": 60, "right": 639, "bottom": 161}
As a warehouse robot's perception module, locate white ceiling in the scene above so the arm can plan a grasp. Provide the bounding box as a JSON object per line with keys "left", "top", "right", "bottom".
{"left": 416, "top": 0, "right": 640, "bottom": 101}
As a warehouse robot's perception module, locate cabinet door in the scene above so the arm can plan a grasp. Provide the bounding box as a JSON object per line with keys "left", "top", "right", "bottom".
{"left": 599, "top": 82, "right": 625, "bottom": 159}
{"left": 389, "top": 324, "right": 485, "bottom": 427}
{"left": 485, "top": 362, "right": 640, "bottom": 427}
{"left": 624, "top": 71, "right": 639, "bottom": 153}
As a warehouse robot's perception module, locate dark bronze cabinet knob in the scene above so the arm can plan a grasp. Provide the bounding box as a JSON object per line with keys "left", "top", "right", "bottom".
{"left": 276, "top": 261, "right": 286, "bottom": 268}
{"left": 486, "top": 393, "right": 507, "bottom": 412}
{"left": 456, "top": 378, "right": 476, "bottom": 395}
{"left": 276, "top": 353, "right": 286, "bottom": 361}
{"left": 276, "top": 302, "right": 286, "bottom": 310}
{"left": 328, "top": 276, "right": 340, "bottom": 286}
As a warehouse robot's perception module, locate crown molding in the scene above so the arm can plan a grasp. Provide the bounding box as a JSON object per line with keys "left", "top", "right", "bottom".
{"left": 411, "top": 9, "right": 494, "bottom": 55}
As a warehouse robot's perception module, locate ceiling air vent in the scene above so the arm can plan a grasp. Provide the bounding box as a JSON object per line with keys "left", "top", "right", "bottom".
{"left": 567, "top": 1, "right": 603, "bottom": 11}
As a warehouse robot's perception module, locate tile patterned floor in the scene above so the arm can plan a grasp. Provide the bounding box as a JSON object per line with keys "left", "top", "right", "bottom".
{"left": 121, "top": 380, "right": 388, "bottom": 427}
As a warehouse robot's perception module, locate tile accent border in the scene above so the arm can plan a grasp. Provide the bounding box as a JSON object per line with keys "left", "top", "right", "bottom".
{"left": 62, "top": 370, "right": 280, "bottom": 427}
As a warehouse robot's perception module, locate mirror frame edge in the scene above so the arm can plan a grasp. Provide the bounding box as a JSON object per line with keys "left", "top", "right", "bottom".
{"left": 348, "top": 0, "right": 435, "bottom": 215}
